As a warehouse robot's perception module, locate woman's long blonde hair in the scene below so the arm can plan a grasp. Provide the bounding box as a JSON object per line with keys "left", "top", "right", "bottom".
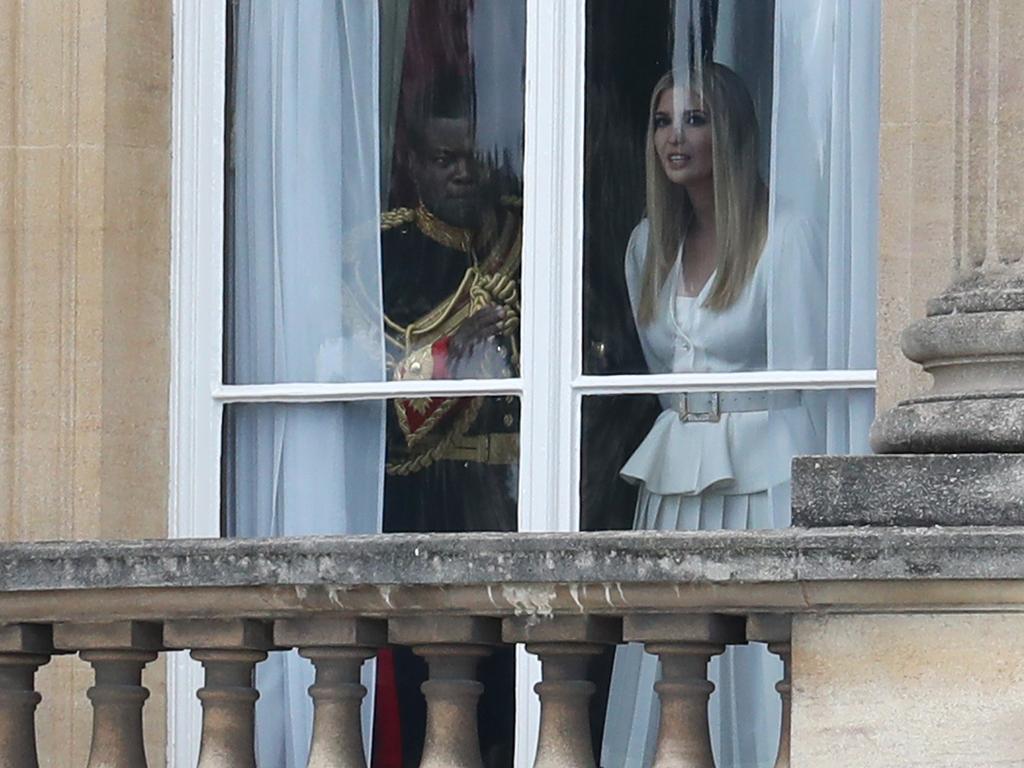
{"left": 637, "top": 65, "right": 768, "bottom": 324}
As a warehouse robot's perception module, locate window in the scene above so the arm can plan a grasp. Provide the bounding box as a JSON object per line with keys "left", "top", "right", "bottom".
{"left": 171, "top": 1, "right": 879, "bottom": 766}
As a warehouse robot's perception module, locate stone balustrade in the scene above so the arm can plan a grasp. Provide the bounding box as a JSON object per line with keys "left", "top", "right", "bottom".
{"left": 2, "top": 510, "right": 1024, "bottom": 768}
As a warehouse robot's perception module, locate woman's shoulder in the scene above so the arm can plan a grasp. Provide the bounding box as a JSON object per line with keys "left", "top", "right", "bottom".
{"left": 625, "top": 218, "right": 651, "bottom": 267}
{"left": 627, "top": 218, "right": 651, "bottom": 250}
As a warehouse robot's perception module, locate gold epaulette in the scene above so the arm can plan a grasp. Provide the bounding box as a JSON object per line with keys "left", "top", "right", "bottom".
{"left": 380, "top": 207, "right": 417, "bottom": 231}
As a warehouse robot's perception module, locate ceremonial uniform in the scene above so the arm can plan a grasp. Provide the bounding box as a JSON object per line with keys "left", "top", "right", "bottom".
{"left": 379, "top": 200, "right": 521, "bottom": 767}
{"left": 381, "top": 200, "right": 521, "bottom": 534}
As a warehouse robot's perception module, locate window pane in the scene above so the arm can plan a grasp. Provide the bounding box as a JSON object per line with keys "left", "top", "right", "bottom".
{"left": 582, "top": 0, "right": 878, "bottom": 375}
{"left": 580, "top": 388, "right": 873, "bottom": 767}
{"left": 224, "top": 395, "right": 519, "bottom": 766}
{"left": 223, "top": 398, "right": 519, "bottom": 537}
{"left": 225, "top": 0, "right": 526, "bottom": 385}
{"left": 580, "top": 388, "right": 874, "bottom": 531}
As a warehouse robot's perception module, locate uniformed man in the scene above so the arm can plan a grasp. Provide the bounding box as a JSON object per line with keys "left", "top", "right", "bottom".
{"left": 378, "top": 82, "right": 519, "bottom": 767}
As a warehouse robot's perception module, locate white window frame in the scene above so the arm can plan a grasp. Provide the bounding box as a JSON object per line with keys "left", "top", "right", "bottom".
{"left": 169, "top": 1, "right": 877, "bottom": 765}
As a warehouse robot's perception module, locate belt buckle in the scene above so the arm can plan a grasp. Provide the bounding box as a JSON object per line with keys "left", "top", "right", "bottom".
{"left": 678, "top": 392, "right": 720, "bottom": 423}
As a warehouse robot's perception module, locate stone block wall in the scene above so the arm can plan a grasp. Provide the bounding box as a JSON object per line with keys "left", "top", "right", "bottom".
{"left": 0, "top": 1, "right": 171, "bottom": 763}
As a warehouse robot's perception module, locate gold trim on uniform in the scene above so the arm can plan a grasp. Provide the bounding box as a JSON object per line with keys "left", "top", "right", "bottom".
{"left": 436, "top": 432, "right": 519, "bottom": 465}
{"left": 381, "top": 202, "right": 523, "bottom": 472}
{"left": 394, "top": 344, "right": 435, "bottom": 381}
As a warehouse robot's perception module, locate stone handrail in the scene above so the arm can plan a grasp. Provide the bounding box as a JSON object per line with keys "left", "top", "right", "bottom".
{"left": 2, "top": 511, "right": 1024, "bottom": 767}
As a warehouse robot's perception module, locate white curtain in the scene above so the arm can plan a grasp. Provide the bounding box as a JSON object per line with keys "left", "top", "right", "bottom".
{"left": 229, "top": 2, "right": 384, "bottom": 767}
{"left": 767, "top": 0, "right": 878, "bottom": 456}
{"left": 469, "top": 0, "right": 526, "bottom": 176}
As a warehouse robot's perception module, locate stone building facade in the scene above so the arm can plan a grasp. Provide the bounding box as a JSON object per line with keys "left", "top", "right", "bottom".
{"left": 0, "top": 0, "right": 1022, "bottom": 766}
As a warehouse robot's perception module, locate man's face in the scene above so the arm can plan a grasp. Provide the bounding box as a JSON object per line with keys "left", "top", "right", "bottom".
{"left": 413, "top": 117, "right": 491, "bottom": 229}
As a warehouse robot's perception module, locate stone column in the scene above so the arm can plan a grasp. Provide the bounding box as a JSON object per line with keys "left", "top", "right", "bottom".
{"left": 0, "top": 625, "right": 53, "bottom": 768}
{"left": 53, "top": 621, "right": 163, "bottom": 768}
{"left": 503, "top": 615, "right": 621, "bottom": 768}
{"left": 624, "top": 615, "right": 745, "bottom": 768}
{"left": 747, "top": 616, "right": 792, "bottom": 768}
{"left": 872, "top": 0, "right": 1024, "bottom": 453}
{"left": 274, "top": 617, "right": 386, "bottom": 768}
{"left": 165, "top": 620, "right": 273, "bottom": 768}
{"left": 389, "top": 616, "right": 501, "bottom": 768}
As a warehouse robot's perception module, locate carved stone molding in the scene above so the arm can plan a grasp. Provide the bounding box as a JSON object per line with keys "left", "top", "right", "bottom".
{"left": 872, "top": 0, "right": 1024, "bottom": 452}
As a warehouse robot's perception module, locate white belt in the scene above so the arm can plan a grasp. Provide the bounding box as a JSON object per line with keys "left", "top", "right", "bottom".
{"left": 673, "top": 391, "right": 801, "bottom": 423}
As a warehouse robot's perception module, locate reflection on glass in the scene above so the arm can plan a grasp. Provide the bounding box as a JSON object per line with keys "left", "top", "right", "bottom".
{"left": 584, "top": 0, "right": 877, "bottom": 377}
{"left": 382, "top": 0, "right": 525, "bottom": 385}
{"left": 584, "top": 0, "right": 777, "bottom": 377}
{"left": 225, "top": 0, "right": 525, "bottom": 385}
{"left": 582, "top": 388, "right": 874, "bottom": 765}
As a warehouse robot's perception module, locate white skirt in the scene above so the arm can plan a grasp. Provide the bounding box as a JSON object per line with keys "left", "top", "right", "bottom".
{"left": 601, "top": 486, "right": 784, "bottom": 768}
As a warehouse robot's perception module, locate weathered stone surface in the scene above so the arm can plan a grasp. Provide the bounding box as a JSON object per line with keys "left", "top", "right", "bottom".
{"left": 791, "top": 614, "right": 1024, "bottom": 767}
{"left": 2, "top": 529, "right": 1024, "bottom": 595}
{"left": 871, "top": 392, "right": 1024, "bottom": 453}
{"left": 623, "top": 614, "right": 745, "bottom": 644}
{"left": 503, "top": 615, "right": 621, "bottom": 645}
{"left": 389, "top": 616, "right": 501, "bottom": 646}
{"left": 164, "top": 619, "right": 273, "bottom": 651}
{"left": 53, "top": 620, "right": 162, "bottom": 651}
{"left": 792, "top": 454, "right": 1024, "bottom": 527}
{"left": 274, "top": 616, "right": 386, "bottom": 649}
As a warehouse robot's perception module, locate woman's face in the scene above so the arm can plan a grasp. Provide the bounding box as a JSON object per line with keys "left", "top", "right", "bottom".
{"left": 652, "top": 88, "right": 713, "bottom": 187}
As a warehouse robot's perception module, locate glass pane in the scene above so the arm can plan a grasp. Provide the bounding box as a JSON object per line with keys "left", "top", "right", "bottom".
{"left": 581, "top": 388, "right": 873, "bottom": 767}
{"left": 583, "top": 0, "right": 878, "bottom": 375}
{"left": 225, "top": 0, "right": 526, "bottom": 385}
{"left": 223, "top": 396, "right": 519, "bottom": 766}
{"left": 223, "top": 398, "right": 519, "bottom": 536}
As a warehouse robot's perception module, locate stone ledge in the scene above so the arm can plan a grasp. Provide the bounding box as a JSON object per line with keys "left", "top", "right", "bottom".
{"left": 2, "top": 528, "right": 1024, "bottom": 594}
{"left": 792, "top": 454, "right": 1024, "bottom": 527}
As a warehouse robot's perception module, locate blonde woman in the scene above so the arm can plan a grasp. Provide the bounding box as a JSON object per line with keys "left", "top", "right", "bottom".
{"left": 603, "top": 65, "right": 822, "bottom": 767}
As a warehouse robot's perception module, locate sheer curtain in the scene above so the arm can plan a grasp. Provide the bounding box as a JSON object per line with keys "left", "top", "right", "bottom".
{"left": 229, "top": 2, "right": 384, "bottom": 767}
{"left": 767, "top": 0, "right": 878, "bottom": 459}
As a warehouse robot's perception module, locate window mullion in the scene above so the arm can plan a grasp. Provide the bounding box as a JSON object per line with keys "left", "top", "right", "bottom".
{"left": 515, "top": 1, "right": 586, "bottom": 765}
{"left": 169, "top": 3, "right": 227, "bottom": 766}
{"left": 519, "top": 0, "right": 586, "bottom": 536}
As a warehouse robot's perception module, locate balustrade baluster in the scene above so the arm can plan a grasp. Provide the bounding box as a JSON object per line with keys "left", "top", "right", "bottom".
{"left": 390, "top": 616, "right": 500, "bottom": 768}
{"left": 504, "top": 615, "right": 621, "bottom": 768}
{"left": 55, "top": 621, "right": 162, "bottom": 768}
{"left": 275, "top": 616, "right": 386, "bottom": 768}
{"left": 625, "top": 614, "right": 745, "bottom": 768}
{"left": 0, "top": 625, "right": 52, "bottom": 768}
{"left": 165, "top": 619, "right": 273, "bottom": 768}
{"left": 747, "top": 615, "right": 793, "bottom": 768}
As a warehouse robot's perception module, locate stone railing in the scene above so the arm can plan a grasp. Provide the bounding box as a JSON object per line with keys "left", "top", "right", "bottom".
{"left": 4, "top": 467, "right": 1024, "bottom": 768}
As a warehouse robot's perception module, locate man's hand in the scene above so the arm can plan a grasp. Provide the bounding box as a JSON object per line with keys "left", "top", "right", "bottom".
{"left": 449, "top": 305, "right": 508, "bottom": 378}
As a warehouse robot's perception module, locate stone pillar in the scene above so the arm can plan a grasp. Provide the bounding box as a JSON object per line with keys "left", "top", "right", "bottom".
{"left": 747, "top": 616, "right": 792, "bottom": 768}
{"left": 503, "top": 616, "right": 621, "bottom": 768}
{"left": 872, "top": 0, "right": 1024, "bottom": 453}
{"left": 53, "top": 622, "right": 162, "bottom": 768}
{"left": 274, "top": 617, "right": 386, "bottom": 768}
{"left": 165, "top": 620, "right": 273, "bottom": 768}
{"left": 1, "top": 0, "right": 173, "bottom": 762}
{"left": 0, "top": 625, "right": 53, "bottom": 768}
{"left": 390, "top": 616, "right": 501, "bottom": 768}
{"left": 624, "top": 615, "right": 745, "bottom": 768}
